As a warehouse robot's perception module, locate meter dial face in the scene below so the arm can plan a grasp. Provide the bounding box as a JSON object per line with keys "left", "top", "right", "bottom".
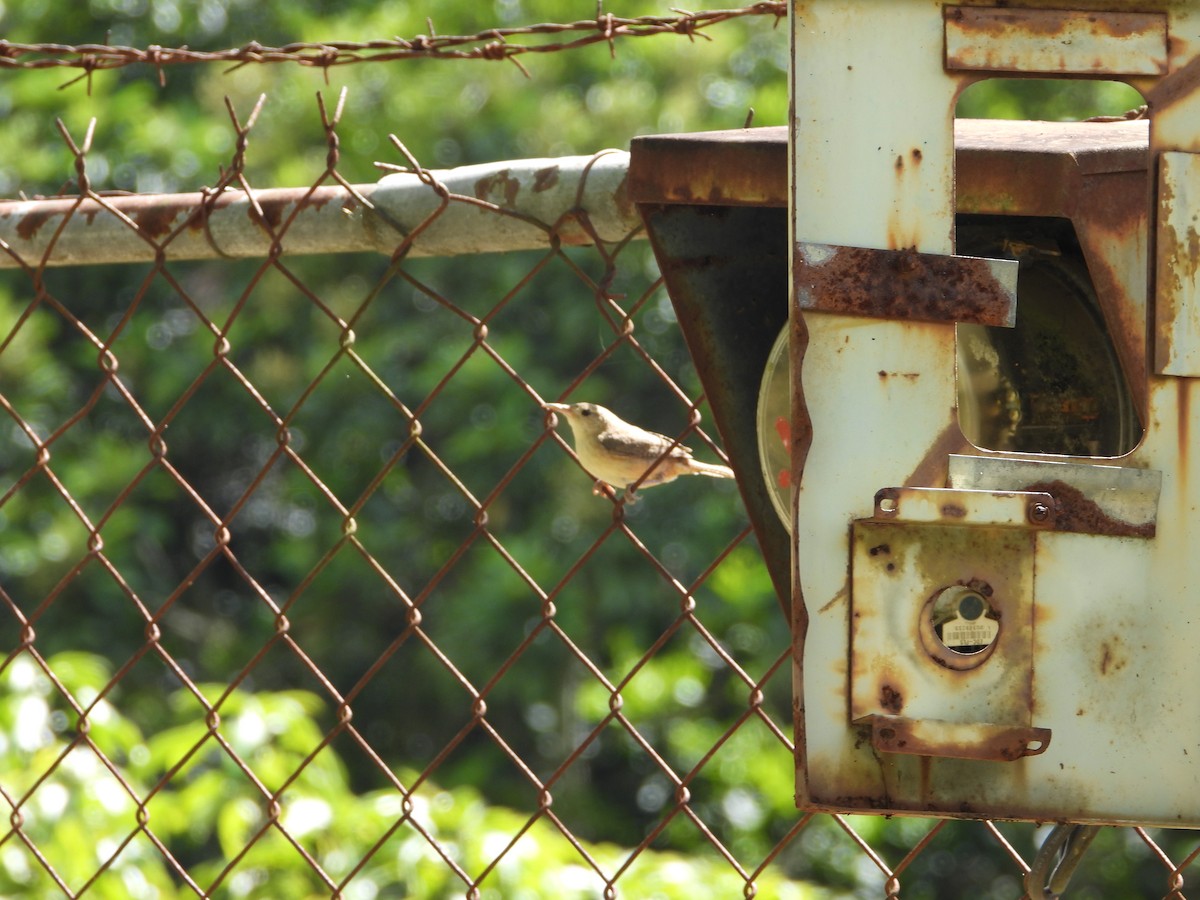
{"left": 756, "top": 327, "right": 792, "bottom": 532}
{"left": 756, "top": 219, "right": 1140, "bottom": 531}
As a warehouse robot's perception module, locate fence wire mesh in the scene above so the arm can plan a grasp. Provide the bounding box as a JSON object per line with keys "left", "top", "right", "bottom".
{"left": 0, "top": 13, "right": 1199, "bottom": 900}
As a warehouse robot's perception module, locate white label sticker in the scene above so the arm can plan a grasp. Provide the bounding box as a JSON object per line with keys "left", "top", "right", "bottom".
{"left": 942, "top": 617, "right": 998, "bottom": 650}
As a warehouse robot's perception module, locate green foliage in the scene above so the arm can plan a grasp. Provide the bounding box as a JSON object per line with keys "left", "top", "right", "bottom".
{"left": 0, "top": 2, "right": 791, "bottom": 197}
{"left": 957, "top": 77, "right": 1144, "bottom": 121}
{"left": 0, "top": 651, "right": 824, "bottom": 898}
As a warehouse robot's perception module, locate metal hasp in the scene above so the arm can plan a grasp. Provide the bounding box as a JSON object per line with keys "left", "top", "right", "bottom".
{"left": 851, "top": 487, "right": 1055, "bottom": 763}
{"left": 793, "top": 0, "right": 1200, "bottom": 827}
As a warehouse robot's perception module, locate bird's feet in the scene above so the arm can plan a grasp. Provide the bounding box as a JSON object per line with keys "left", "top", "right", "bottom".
{"left": 589, "top": 481, "right": 639, "bottom": 504}
{"left": 591, "top": 481, "right": 619, "bottom": 501}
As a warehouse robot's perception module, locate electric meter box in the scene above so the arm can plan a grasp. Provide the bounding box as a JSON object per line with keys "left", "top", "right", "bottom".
{"left": 632, "top": 1, "right": 1200, "bottom": 828}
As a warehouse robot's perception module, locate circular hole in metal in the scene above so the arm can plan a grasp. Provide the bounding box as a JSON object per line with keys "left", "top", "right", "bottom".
{"left": 928, "top": 585, "right": 999, "bottom": 658}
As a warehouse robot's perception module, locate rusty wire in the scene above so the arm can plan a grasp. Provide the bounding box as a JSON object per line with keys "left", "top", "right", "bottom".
{"left": 1, "top": 89, "right": 1200, "bottom": 899}
{"left": 0, "top": 3, "right": 786, "bottom": 87}
{"left": 0, "top": 87, "right": 801, "bottom": 898}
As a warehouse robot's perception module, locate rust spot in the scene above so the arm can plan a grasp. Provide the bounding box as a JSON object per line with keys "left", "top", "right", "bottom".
{"left": 945, "top": 7, "right": 1161, "bottom": 75}
{"left": 794, "top": 243, "right": 1016, "bottom": 326}
{"left": 940, "top": 504, "right": 967, "bottom": 519}
{"left": 982, "top": 731, "right": 1046, "bottom": 763}
{"left": 1147, "top": 47, "right": 1200, "bottom": 112}
{"left": 532, "top": 165, "right": 560, "bottom": 192}
{"left": 475, "top": 169, "right": 520, "bottom": 208}
{"left": 1026, "top": 500, "right": 1053, "bottom": 527}
{"left": 875, "top": 486, "right": 901, "bottom": 516}
{"left": 1098, "top": 638, "right": 1127, "bottom": 676}
{"left": 627, "top": 127, "right": 789, "bottom": 207}
{"left": 945, "top": 6, "right": 1167, "bottom": 52}
{"left": 1179, "top": 380, "right": 1192, "bottom": 487}
{"left": 895, "top": 154, "right": 904, "bottom": 172}
{"left": 255, "top": 197, "right": 287, "bottom": 231}
{"left": 904, "top": 419, "right": 970, "bottom": 488}
{"left": 1169, "top": 33, "right": 1191, "bottom": 54}
{"left": 1023, "top": 479, "right": 1154, "bottom": 537}
{"left": 301, "top": 190, "right": 337, "bottom": 212}
{"left": 865, "top": 714, "right": 1050, "bottom": 762}
{"left": 817, "top": 585, "right": 848, "bottom": 615}
{"left": 613, "top": 171, "right": 635, "bottom": 223}
{"left": 968, "top": 579, "right": 993, "bottom": 599}
{"left": 16, "top": 208, "right": 55, "bottom": 241}
{"left": 912, "top": 148, "right": 923, "bottom": 164}
{"left": 826, "top": 795, "right": 892, "bottom": 811}
{"left": 868, "top": 543, "right": 890, "bottom": 556}
{"left": 133, "top": 206, "right": 181, "bottom": 240}
{"left": 879, "top": 684, "right": 903, "bottom": 713}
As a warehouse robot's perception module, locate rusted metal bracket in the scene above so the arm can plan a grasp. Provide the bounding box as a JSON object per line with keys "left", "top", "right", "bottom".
{"left": 855, "top": 714, "right": 1051, "bottom": 762}
{"left": 943, "top": 6, "right": 1168, "bottom": 77}
{"left": 872, "top": 485, "right": 1056, "bottom": 529}
{"left": 850, "top": 487, "right": 1052, "bottom": 766}
{"left": 794, "top": 242, "right": 1018, "bottom": 326}
{"left": 948, "top": 456, "right": 1160, "bottom": 539}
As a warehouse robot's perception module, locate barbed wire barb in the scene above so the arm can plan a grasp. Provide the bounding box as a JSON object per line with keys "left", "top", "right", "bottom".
{"left": 0, "top": 4, "right": 786, "bottom": 81}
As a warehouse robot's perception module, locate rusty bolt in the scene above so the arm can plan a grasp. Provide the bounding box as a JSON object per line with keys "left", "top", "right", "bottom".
{"left": 1028, "top": 501, "right": 1052, "bottom": 525}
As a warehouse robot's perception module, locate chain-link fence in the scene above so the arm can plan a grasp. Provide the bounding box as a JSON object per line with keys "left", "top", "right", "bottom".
{"left": 2, "top": 7, "right": 1200, "bottom": 899}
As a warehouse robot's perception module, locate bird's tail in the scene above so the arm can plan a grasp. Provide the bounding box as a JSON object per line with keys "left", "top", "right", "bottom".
{"left": 686, "top": 460, "right": 735, "bottom": 479}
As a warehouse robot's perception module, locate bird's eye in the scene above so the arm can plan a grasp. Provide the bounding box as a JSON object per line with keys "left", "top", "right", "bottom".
{"left": 581, "top": 408, "right": 591, "bottom": 417}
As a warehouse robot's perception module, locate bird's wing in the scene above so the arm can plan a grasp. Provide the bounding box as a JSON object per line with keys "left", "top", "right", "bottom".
{"left": 596, "top": 426, "right": 693, "bottom": 460}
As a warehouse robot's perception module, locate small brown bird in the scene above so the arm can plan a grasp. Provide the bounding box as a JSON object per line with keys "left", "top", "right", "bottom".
{"left": 546, "top": 402, "right": 734, "bottom": 494}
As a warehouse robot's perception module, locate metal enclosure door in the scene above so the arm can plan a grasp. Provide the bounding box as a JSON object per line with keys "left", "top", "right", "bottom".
{"left": 791, "top": 0, "right": 1200, "bottom": 825}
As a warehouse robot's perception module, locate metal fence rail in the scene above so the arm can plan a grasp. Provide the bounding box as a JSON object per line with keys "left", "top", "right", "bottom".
{"left": 2, "top": 94, "right": 1200, "bottom": 900}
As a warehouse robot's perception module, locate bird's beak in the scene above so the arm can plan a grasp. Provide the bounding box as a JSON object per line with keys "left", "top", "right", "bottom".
{"left": 545, "top": 403, "right": 570, "bottom": 413}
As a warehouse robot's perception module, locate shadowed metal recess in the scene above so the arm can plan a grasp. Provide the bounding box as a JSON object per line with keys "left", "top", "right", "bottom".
{"left": 629, "top": 121, "right": 1142, "bottom": 620}
{"left": 629, "top": 128, "right": 791, "bottom": 613}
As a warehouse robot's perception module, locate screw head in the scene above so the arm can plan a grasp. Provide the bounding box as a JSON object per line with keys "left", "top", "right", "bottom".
{"left": 1028, "top": 501, "right": 1051, "bottom": 524}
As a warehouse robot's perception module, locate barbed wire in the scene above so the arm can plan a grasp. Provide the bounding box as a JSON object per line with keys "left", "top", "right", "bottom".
{"left": 0, "top": 3, "right": 786, "bottom": 86}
